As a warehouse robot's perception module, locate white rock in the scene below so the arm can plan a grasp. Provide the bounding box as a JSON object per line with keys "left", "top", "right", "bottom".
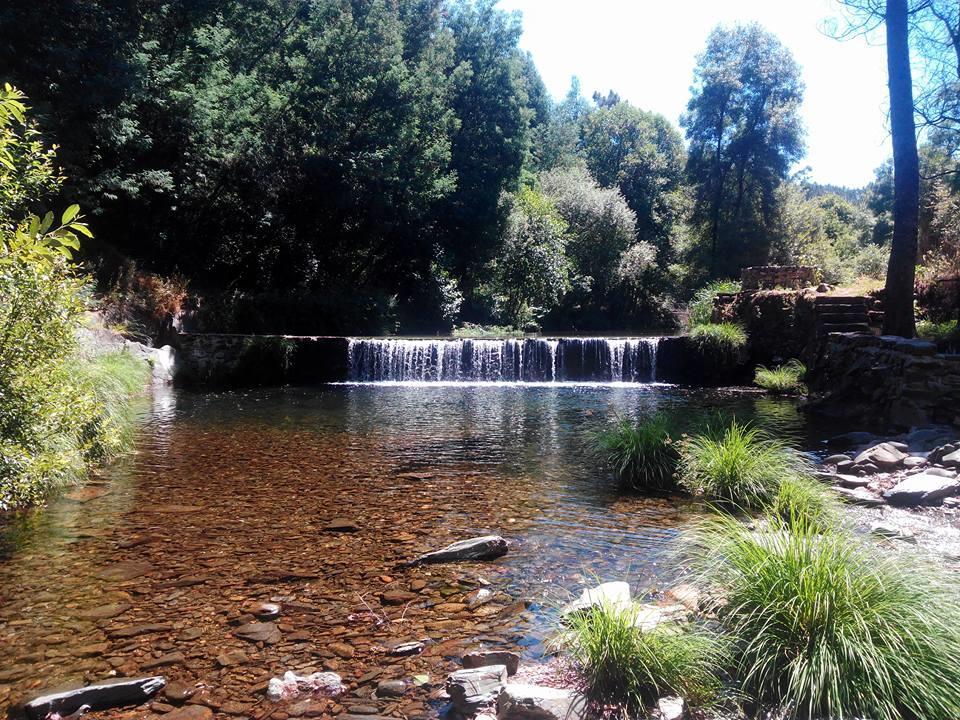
{"left": 657, "top": 695, "right": 686, "bottom": 720}
{"left": 884, "top": 472, "right": 960, "bottom": 506}
{"left": 561, "top": 581, "right": 630, "bottom": 617}
{"left": 497, "top": 683, "right": 587, "bottom": 720}
{"left": 266, "top": 671, "right": 342, "bottom": 701}
{"left": 446, "top": 665, "right": 507, "bottom": 712}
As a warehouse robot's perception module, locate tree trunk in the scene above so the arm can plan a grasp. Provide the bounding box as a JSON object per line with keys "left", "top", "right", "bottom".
{"left": 883, "top": 0, "right": 920, "bottom": 337}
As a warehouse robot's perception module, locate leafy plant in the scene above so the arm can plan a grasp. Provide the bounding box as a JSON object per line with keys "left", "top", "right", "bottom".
{"left": 688, "top": 514, "right": 960, "bottom": 720}
{"left": 916, "top": 318, "right": 958, "bottom": 342}
{"left": 595, "top": 415, "right": 679, "bottom": 491}
{"left": 451, "top": 323, "right": 524, "bottom": 338}
{"left": 754, "top": 360, "right": 807, "bottom": 395}
{"left": 561, "top": 599, "right": 723, "bottom": 716}
{"left": 679, "top": 420, "right": 811, "bottom": 509}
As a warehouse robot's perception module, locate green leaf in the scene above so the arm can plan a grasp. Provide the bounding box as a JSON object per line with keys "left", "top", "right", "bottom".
{"left": 61, "top": 204, "right": 80, "bottom": 224}
{"left": 70, "top": 223, "right": 93, "bottom": 238}
{"left": 40, "top": 211, "right": 54, "bottom": 233}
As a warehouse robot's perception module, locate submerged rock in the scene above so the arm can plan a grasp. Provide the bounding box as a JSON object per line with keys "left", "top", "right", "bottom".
{"left": 407, "top": 535, "right": 508, "bottom": 565}
{"left": 233, "top": 621, "right": 281, "bottom": 644}
{"left": 446, "top": 665, "right": 507, "bottom": 712}
{"left": 24, "top": 676, "right": 166, "bottom": 720}
{"left": 324, "top": 518, "right": 359, "bottom": 533}
{"left": 830, "top": 486, "right": 885, "bottom": 507}
{"left": 497, "top": 683, "right": 587, "bottom": 720}
{"left": 561, "top": 580, "right": 630, "bottom": 617}
{"left": 266, "top": 671, "right": 343, "bottom": 701}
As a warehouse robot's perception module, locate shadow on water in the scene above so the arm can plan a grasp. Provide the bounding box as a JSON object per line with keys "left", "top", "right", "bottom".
{"left": 0, "top": 382, "right": 811, "bottom": 717}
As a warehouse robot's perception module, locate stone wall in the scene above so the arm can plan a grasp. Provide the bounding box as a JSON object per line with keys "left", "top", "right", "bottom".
{"left": 712, "top": 289, "right": 819, "bottom": 364}
{"left": 174, "top": 334, "right": 349, "bottom": 387}
{"left": 806, "top": 332, "right": 960, "bottom": 428}
{"left": 740, "top": 265, "right": 816, "bottom": 290}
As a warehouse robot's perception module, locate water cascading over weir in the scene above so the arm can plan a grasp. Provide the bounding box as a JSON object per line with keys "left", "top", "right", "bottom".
{"left": 346, "top": 337, "right": 661, "bottom": 383}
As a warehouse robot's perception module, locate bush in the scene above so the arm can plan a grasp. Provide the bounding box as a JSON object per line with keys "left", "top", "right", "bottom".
{"left": 766, "top": 474, "right": 838, "bottom": 530}
{"left": 854, "top": 243, "right": 890, "bottom": 280}
{"left": 689, "top": 514, "right": 960, "bottom": 720}
{"left": 688, "top": 322, "right": 747, "bottom": 366}
{"left": 916, "top": 318, "right": 958, "bottom": 342}
{"left": 452, "top": 323, "right": 524, "bottom": 338}
{"left": 687, "top": 280, "right": 741, "bottom": 327}
{"left": 754, "top": 360, "right": 807, "bottom": 395}
{"left": 595, "top": 415, "right": 679, "bottom": 491}
{"left": 562, "top": 600, "right": 723, "bottom": 715}
{"left": 678, "top": 420, "right": 811, "bottom": 509}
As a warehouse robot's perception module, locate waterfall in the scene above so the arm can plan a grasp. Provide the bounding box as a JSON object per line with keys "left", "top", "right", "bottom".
{"left": 347, "top": 337, "right": 660, "bottom": 383}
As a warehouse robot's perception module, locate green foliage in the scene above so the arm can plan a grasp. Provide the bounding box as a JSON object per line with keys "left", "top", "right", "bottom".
{"left": 917, "top": 318, "right": 958, "bottom": 341}
{"left": 766, "top": 474, "right": 839, "bottom": 530}
{"left": 76, "top": 351, "right": 151, "bottom": 461}
{"left": 451, "top": 323, "right": 523, "bottom": 338}
{"left": 689, "top": 514, "right": 960, "bottom": 720}
{"left": 688, "top": 322, "right": 747, "bottom": 365}
{"left": 678, "top": 420, "right": 811, "bottom": 508}
{"left": 595, "top": 415, "right": 679, "bottom": 491}
{"left": 754, "top": 360, "right": 807, "bottom": 395}
{"left": 687, "top": 280, "right": 741, "bottom": 327}
{"left": 491, "top": 187, "right": 571, "bottom": 328}
{"left": 561, "top": 600, "right": 723, "bottom": 715}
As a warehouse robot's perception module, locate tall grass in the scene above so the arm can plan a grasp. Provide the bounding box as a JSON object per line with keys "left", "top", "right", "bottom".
{"left": 766, "top": 474, "right": 839, "bottom": 530}
{"left": 754, "top": 360, "right": 807, "bottom": 395}
{"left": 688, "top": 514, "right": 960, "bottom": 720}
{"left": 77, "top": 350, "right": 152, "bottom": 460}
{"left": 595, "top": 415, "right": 679, "bottom": 491}
{"left": 687, "top": 280, "right": 741, "bottom": 327}
{"left": 678, "top": 420, "right": 812, "bottom": 509}
{"left": 688, "top": 322, "right": 747, "bottom": 365}
{"left": 561, "top": 600, "right": 723, "bottom": 715}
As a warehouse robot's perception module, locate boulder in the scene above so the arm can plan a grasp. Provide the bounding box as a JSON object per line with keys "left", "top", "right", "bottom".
{"left": 929, "top": 443, "right": 960, "bottom": 465}
{"left": 657, "top": 696, "right": 686, "bottom": 720}
{"left": 446, "top": 665, "right": 507, "bottom": 713}
{"left": 497, "top": 683, "right": 587, "bottom": 720}
{"left": 926, "top": 466, "right": 957, "bottom": 479}
{"left": 884, "top": 472, "right": 960, "bottom": 506}
{"left": 902, "top": 456, "right": 928, "bottom": 469}
{"left": 823, "top": 454, "right": 851, "bottom": 465}
{"left": 830, "top": 486, "right": 885, "bottom": 507}
{"left": 408, "top": 535, "right": 508, "bottom": 565}
{"left": 24, "top": 676, "right": 166, "bottom": 720}
{"left": 854, "top": 442, "right": 908, "bottom": 469}
{"left": 561, "top": 581, "right": 630, "bottom": 617}
{"left": 463, "top": 650, "right": 521, "bottom": 676}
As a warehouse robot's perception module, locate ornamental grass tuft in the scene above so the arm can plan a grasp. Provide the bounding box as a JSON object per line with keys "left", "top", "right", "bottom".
{"left": 595, "top": 415, "right": 679, "bottom": 491}
{"left": 687, "top": 513, "right": 960, "bottom": 720}
{"left": 754, "top": 359, "right": 807, "bottom": 395}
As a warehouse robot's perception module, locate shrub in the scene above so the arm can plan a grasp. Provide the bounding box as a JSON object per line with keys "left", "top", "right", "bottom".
{"left": 452, "top": 323, "right": 524, "bottom": 338}
{"left": 854, "top": 243, "right": 890, "bottom": 280}
{"left": 595, "top": 415, "right": 679, "bottom": 491}
{"left": 916, "top": 318, "right": 958, "bottom": 343}
{"left": 678, "top": 420, "right": 812, "bottom": 509}
{"left": 754, "top": 360, "right": 807, "bottom": 395}
{"left": 562, "top": 600, "right": 723, "bottom": 715}
{"left": 766, "top": 474, "right": 838, "bottom": 530}
{"left": 688, "top": 322, "right": 747, "bottom": 365}
{"left": 688, "top": 280, "right": 741, "bottom": 327}
{"left": 689, "top": 514, "right": 960, "bottom": 720}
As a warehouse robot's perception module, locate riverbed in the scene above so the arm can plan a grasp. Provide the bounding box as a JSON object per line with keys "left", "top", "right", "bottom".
{"left": 0, "top": 383, "right": 814, "bottom": 718}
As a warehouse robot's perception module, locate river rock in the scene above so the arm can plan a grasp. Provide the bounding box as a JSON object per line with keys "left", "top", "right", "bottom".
{"left": 96, "top": 561, "right": 153, "bottom": 582}
{"left": 854, "top": 442, "right": 908, "bottom": 468}
{"left": 466, "top": 587, "right": 495, "bottom": 608}
{"left": 851, "top": 462, "right": 880, "bottom": 476}
{"left": 835, "top": 474, "right": 870, "bottom": 489}
{"left": 497, "top": 683, "right": 587, "bottom": 720}
{"left": 445, "top": 665, "right": 507, "bottom": 712}
{"left": 375, "top": 679, "right": 407, "bottom": 697}
{"left": 141, "top": 652, "right": 185, "bottom": 670}
{"left": 324, "top": 518, "right": 359, "bottom": 533}
{"left": 830, "top": 486, "right": 885, "bottom": 507}
{"left": 925, "top": 466, "right": 957, "bottom": 478}
{"left": 388, "top": 640, "right": 425, "bottom": 656}
{"left": 929, "top": 443, "right": 960, "bottom": 465}
{"left": 902, "top": 456, "right": 928, "bottom": 469}
{"left": 163, "top": 707, "right": 213, "bottom": 720}
{"left": 823, "top": 454, "right": 851, "bottom": 465}
{"left": 77, "top": 602, "right": 131, "bottom": 620}
{"left": 463, "top": 650, "right": 521, "bottom": 676}
{"left": 409, "top": 535, "right": 508, "bottom": 565}
{"left": 233, "top": 621, "right": 281, "bottom": 644}
{"left": 870, "top": 522, "right": 916, "bottom": 543}
{"left": 381, "top": 589, "right": 418, "bottom": 605}
{"left": 561, "top": 580, "right": 631, "bottom": 617}
{"left": 664, "top": 584, "right": 700, "bottom": 612}
{"left": 109, "top": 623, "right": 173, "bottom": 639}
{"left": 884, "top": 472, "right": 960, "bottom": 506}
{"left": 266, "top": 671, "right": 343, "bottom": 700}
{"left": 24, "top": 676, "right": 166, "bottom": 720}
{"left": 633, "top": 603, "right": 688, "bottom": 632}
{"left": 657, "top": 696, "right": 686, "bottom": 720}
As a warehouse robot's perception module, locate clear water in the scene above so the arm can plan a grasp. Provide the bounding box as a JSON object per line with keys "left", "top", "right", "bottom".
{"left": 0, "top": 384, "right": 814, "bottom": 717}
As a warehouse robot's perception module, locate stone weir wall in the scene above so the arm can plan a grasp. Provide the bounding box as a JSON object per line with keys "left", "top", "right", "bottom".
{"left": 807, "top": 332, "right": 960, "bottom": 428}
{"left": 173, "top": 334, "right": 748, "bottom": 387}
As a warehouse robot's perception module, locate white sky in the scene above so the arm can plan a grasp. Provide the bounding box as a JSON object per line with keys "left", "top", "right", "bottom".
{"left": 498, "top": 0, "right": 891, "bottom": 188}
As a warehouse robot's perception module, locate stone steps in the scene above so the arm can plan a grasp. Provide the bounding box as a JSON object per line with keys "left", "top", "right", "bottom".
{"left": 821, "top": 322, "right": 871, "bottom": 333}
{"left": 814, "top": 295, "right": 871, "bottom": 336}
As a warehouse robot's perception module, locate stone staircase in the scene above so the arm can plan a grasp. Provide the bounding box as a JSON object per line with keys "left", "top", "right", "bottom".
{"left": 814, "top": 295, "right": 872, "bottom": 335}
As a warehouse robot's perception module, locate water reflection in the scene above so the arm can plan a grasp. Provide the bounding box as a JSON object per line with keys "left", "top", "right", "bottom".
{"left": 0, "top": 384, "right": 807, "bottom": 717}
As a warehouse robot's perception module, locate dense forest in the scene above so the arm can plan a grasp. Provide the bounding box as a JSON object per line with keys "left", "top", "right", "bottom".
{"left": 1, "top": 0, "right": 959, "bottom": 336}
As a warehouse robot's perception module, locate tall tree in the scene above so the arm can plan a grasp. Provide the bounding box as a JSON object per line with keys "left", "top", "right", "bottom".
{"left": 682, "top": 24, "right": 805, "bottom": 278}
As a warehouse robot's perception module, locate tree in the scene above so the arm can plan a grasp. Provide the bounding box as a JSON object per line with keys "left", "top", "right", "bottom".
{"left": 491, "top": 188, "right": 570, "bottom": 328}
{"left": 682, "top": 24, "right": 805, "bottom": 278}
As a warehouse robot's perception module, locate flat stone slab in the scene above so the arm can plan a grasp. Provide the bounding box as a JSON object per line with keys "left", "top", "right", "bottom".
{"left": 497, "top": 683, "right": 587, "bottom": 720}
{"left": 463, "top": 649, "right": 521, "bottom": 676}
{"left": 562, "top": 580, "right": 630, "bottom": 617}
{"left": 233, "top": 621, "right": 281, "bottom": 644}
{"left": 446, "top": 665, "right": 507, "bottom": 711}
{"left": 24, "top": 676, "right": 166, "bottom": 720}
{"left": 408, "top": 535, "right": 508, "bottom": 565}
{"left": 96, "top": 561, "right": 153, "bottom": 582}
{"left": 324, "top": 518, "right": 359, "bottom": 532}
{"left": 830, "top": 486, "right": 885, "bottom": 507}
{"left": 884, "top": 472, "right": 960, "bottom": 506}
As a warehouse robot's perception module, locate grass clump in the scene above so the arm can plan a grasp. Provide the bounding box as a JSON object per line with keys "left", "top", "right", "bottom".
{"left": 77, "top": 350, "right": 152, "bottom": 460}
{"left": 689, "top": 514, "right": 960, "bottom": 720}
{"left": 679, "top": 420, "right": 811, "bottom": 509}
{"left": 688, "top": 322, "right": 747, "bottom": 364}
{"left": 766, "top": 474, "right": 839, "bottom": 530}
{"left": 754, "top": 360, "right": 807, "bottom": 395}
{"left": 916, "top": 318, "right": 958, "bottom": 342}
{"left": 452, "top": 322, "right": 524, "bottom": 338}
{"left": 562, "top": 600, "right": 723, "bottom": 716}
{"left": 687, "top": 280, "right": 741, "bottom": 327}
{"left": 595, "top": 415, "right": 678, "bottom": 491}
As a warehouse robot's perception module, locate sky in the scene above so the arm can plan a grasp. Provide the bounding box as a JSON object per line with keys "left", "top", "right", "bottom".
{"left": 497, "top": 0, "right": 891, "bottom": 188}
